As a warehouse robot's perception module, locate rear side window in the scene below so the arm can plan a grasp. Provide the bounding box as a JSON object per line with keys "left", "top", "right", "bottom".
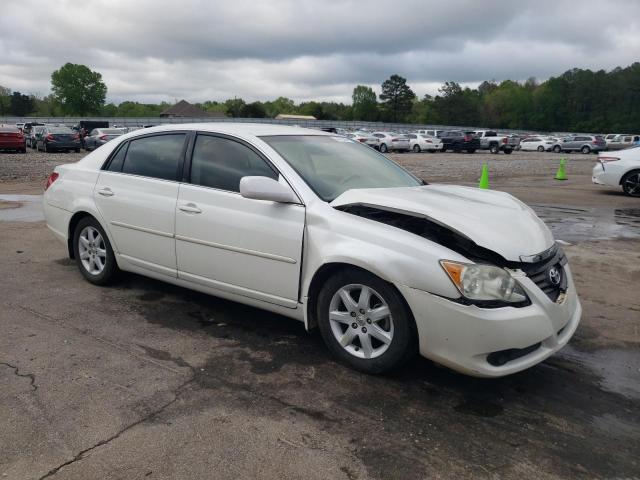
{"left": 121, "top": 134, "right": 186, "bottom": 181}
{"left": 107, "top": 142, "right": 128, "bottom": 172}
{"left": 190, "top": 134, "right": 277, "bottom": 192}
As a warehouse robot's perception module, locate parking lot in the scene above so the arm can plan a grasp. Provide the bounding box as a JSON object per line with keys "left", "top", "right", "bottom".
{"left": 1, "top": 149, "right": 639, "bottom": 479}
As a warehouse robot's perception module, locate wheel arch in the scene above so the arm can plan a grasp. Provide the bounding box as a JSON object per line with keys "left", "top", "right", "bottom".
{"left": 304, "top": 262, "right": 417, "bottom": 338}
{"left": 66, "top": 210, "right": 114, "bottom": 259}
{"left": 620, "top": 168, "right": 640, "bottom": 185}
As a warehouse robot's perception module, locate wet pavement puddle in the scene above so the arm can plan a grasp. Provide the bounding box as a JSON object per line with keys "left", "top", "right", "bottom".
{"left": 531, "top": 204, "right": 640, "bottom": 242}
{"left": 0, "top": 195, "right": 44, "bottom": 222}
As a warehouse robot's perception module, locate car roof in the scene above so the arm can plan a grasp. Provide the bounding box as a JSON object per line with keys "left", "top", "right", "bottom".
{"left": 131, "top": 122, "right": 330, "bottom": 138}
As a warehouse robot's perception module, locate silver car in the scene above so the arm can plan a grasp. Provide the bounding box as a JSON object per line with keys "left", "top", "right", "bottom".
{"left": 606, "top": 134, "right": 640, "bottom": 151}
{"left": 84, "top": 128, "right": 126, "bottom": 151}
{"left": 371, "top": 132, "right": 410, "bottom": 153}
{"left": 559, "top": 135, "right": 606, "bottom": 154}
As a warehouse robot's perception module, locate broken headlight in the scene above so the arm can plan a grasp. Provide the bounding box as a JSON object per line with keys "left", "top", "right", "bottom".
{"left": 440, "top": 261, "right": 527, "bottom": 304}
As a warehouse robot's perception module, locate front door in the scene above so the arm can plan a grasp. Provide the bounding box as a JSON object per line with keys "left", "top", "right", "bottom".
{"left": 175, "top": 133, "right": 305, "bottom": 308}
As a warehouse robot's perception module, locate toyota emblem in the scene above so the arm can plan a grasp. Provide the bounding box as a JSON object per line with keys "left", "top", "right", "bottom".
{"left": 548, "top": 266, "right": 562, "bottom": 286}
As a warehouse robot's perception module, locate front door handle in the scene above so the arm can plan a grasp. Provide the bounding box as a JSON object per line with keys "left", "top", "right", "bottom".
{"left": 98, "top": 188, "right": 114, "bottom": 197}
{"left": 179, "top": 203, "right": 202, "bottom": 214}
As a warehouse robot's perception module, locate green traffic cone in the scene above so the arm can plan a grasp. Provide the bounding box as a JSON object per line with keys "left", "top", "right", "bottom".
{"left": 478, "top": 163, "right": 489, "bottom": 189}
{"left": 554, "top": 158, "right": 568, "bottom": 181}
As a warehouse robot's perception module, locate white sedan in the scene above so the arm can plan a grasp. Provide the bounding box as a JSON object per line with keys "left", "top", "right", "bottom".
{"left": 519, "top": 136, "right": 557, "bottom": 152}
{"left": 405, "top": 133, "right": 442, "bottom": 153}
{"left": 592, "top": 146, "right": 640, "bottom": 196}
{"left": 43, "top": 124, "right": 581, "bottom": 377}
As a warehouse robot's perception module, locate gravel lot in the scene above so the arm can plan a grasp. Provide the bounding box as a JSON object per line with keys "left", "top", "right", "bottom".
{"left": 1, "top": 146, "right": 639, "bottom": 479}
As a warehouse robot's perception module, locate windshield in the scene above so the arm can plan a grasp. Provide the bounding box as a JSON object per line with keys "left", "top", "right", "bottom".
{"left": 261, "top": 135, "right": 422, "bottom": 202}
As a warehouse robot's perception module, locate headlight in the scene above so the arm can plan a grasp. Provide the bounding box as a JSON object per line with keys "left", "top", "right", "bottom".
{"left": 440, "top": 261, "right": 527, "bottom": 304}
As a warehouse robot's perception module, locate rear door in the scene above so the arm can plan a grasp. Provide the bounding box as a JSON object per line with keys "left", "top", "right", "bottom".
{"left": 94, "top": 132, "right": 188, "bottom": 277}
{"left": 175, "top": 133, "right": 305, "bottom": 308}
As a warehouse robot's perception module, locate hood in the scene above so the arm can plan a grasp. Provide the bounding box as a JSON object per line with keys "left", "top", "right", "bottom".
{"left": 330, "top": 185, "right": 554, "bottom": 262}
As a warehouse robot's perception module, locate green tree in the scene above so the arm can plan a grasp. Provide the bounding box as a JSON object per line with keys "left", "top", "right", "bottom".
{"left": 263, "top": 97, "right": 296, "bottom": 118}
{"left": 9, "top": 91, "right": 35, "bottom": 116}
{"left": 224, "top": 98, "right": 246, "bottom": 117}
{"left": 50, "top": 63, "right": 107, "bottom": 115}
{"left": 0, "top": 85, "right": 10, "bottom": 115}
{"left": 352, "top": 85, "right": 378, "bottom": 121}
{"left": 241, "top": 101, "right": 267, "bottom": 118}
{"left": 379, "top": 75, "right": 415, "bottom": 122}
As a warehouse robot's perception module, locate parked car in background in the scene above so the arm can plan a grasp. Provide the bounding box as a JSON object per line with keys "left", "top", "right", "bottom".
{"left": 36, "top": 126, "right": 81, "bottom": 153}
{"left": 474, "top": 130, "right": 517, "bottom": 154}
{"left": 15, "top": 122, "right": 25, "bottom": 132}
{"left": 22, "top": 122, "right": 45, "bottom": 139}
{"left": 558, "top": 135, "right": 606, "bottom": 154}
{"left": 345, "top": 132, "right": 381, "bottom": 150}
{"left": 0, "top": 125, "right": 26, "bottom": 153}
{"left": 593, "top": 146, "right": 640, "bottom": 196}
{"left": 519, "top": 136, "right": 556, "bottom": 152}
{"left": 371, "top": 132, "right": 410, "bottom": 153}
{"left": 43, "top": 123, "right": 581, "bottom": 376}
{"left": 406, "top": 133, "right": 441, "bottom": 152}
{"left": 27, "top": 125, "right": 46, "bottom": 149}
{"left": 604, "top": 133, "right": 620, "bottom": 147}
{"left": 438, "top": 131, "right": 480, "bottom": 153}
{"left": 606, "top": 134, "right": 640, "bottom": 150}
{"left": 84, "top": 128, "right": 126, "bottom": 151}
{"left": 416, "top": 129, "right": 444, "bottom": 138}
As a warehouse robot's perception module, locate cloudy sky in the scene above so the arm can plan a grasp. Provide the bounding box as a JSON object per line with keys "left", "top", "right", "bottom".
{"left": 1, "top": 0, "right": 640, "bottom": 105}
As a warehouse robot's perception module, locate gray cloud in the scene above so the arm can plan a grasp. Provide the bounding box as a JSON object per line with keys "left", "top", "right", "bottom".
{"left": 1, "top": 0, "right": 639, "bottom": 104}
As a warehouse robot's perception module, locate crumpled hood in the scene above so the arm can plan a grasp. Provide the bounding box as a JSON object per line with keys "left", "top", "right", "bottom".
{"left": 330, "top": 185, "right": 554, "bottom": 261}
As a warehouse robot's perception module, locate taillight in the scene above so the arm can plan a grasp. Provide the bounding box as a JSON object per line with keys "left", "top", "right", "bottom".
{"left": 45, "top": 172, "right": 59, "bottom": 191}
{"left": 464, "top": 135, "right": 472, "bottom": 141}
{"left": 425, "top": 140, "right": 432, "bottom": 144}
{"left": 599, "top": 157, "right": 620, "bottom": 163}
{"left": 99, "top": 134, "right": 107, "bottom": 140}
{"left": 392, "top": 138, "right": 399, "bottom": 141}
{"left": 502, "top": 137, "right": 508, "bottom": 144}
{"left": 46, "top": 134, "right": 54, "bottom": 141}
{"left": 358, "top": 138, "right": 366, "bottom": 142}
{"left": 72, "top": 134, "right": 80, "bottom": 140}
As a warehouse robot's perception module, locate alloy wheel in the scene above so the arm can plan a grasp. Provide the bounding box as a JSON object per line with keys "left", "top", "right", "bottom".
{"left": 623, "top": 172, "right": 640, "bottom": 196}
{"left": 328, "top": 284, "right": 394, "bottom": 359}
{"left": 78, "top": 226, "right": 107, "bottom": 275}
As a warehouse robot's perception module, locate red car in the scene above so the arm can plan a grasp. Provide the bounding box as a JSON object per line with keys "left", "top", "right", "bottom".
{"left": 0, "top": 125, "right": 26, "bottom": 153}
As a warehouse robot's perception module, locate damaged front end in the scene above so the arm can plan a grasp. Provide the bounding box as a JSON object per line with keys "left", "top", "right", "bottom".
{"left": 335, "top": 203, "right": 568, "bottom": 305}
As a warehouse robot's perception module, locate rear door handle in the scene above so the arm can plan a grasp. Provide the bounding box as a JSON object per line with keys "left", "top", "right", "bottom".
{"left": 179, "top": 203, "right": 202, "bottom": 214}
{"left": 98, "top": 188, "right": 114, "bottom": 197}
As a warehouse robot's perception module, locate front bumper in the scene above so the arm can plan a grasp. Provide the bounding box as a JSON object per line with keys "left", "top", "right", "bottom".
{"left": 398, "top": 265, "right": 581, "bottom": 377}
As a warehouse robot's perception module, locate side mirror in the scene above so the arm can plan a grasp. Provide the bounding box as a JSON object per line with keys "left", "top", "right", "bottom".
{"left": 240, "top": 176, "right": 298, "bottom": 204}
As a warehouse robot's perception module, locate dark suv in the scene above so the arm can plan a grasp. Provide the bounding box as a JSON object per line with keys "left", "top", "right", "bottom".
{"left": 438, "top": 131, "right": 481, "bottom": 153}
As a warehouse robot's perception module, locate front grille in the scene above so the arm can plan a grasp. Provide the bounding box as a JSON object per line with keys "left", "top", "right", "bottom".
{"left": 520, "top": 246, "right": 568, "bottom": 302}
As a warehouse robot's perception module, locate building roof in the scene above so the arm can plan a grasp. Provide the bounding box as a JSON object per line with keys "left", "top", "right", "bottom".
{"left": 159, "top": 100, "right": 225, "bottom": 118}
{"left": 275, "top": 114, "right": 317, "bottom": 120}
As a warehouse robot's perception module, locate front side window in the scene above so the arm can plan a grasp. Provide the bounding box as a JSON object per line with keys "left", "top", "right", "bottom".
{"left": 190, "top": 134, "right": 277, "bottom": 192}
{"left": 262, "top": 135, "right": 421, "bottom": 202}
{"left": 121, "top": 134, "right": 185, "bottom": 181}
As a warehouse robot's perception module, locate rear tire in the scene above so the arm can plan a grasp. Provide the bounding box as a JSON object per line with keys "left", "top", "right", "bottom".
{"left": 413, "top": 144, "right": 421, "bottom": 153}
{"left": 537, "top": 146, "right": 544, "bottom": 152}
{"left": 380, "top": 143, "right": 388, "bottom": 153}
{"left": 581, "top": 145, "right": 591, "bottom": 154}
{"left": 503, "top": 148, "right": 512, "bottom": 155}
{"left": 466, "top": 149, "right": 476, "bottom": 154}
{"left": 73, "top": 217, "right": 118, "bottom": 285}
{"left": 553, "top": 145, "right": 561, "bottom": 153}
{"left": 489, "top": 144, "right": 499, "bottom": 154}
{"left": 621, "top": 170, "right": 640, "bottom": 197}
{"left": 316, "top": 268, "right": 417, "bottom": 374}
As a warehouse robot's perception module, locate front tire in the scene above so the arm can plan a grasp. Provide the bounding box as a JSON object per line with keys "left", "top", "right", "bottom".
{"left": 621, "top": 170, "right": 640, "bottom": 197}
{"left": 413, "top": 144, "right": 421, "bottom": 153}
{"left": 317, "top": 268, "right": 417, "bottom": 374}
{"left": 73, "top": 217, "right": 118, "bottom": 285}
{"left": 489, "top": 144, "right": 499, "bottom": 154}
{"left": 553, "top": 145, "right": 561, "bottom": 153}
{"left": 581, "top": 145, "right": 591, "bottom": 154}
{"left": 537, "top": 145, "right": 544, "bottom": 152}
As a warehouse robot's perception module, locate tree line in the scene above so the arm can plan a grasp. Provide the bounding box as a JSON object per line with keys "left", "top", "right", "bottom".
{"left": 2, "top": 62, "right": 640, "bottom": 132}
